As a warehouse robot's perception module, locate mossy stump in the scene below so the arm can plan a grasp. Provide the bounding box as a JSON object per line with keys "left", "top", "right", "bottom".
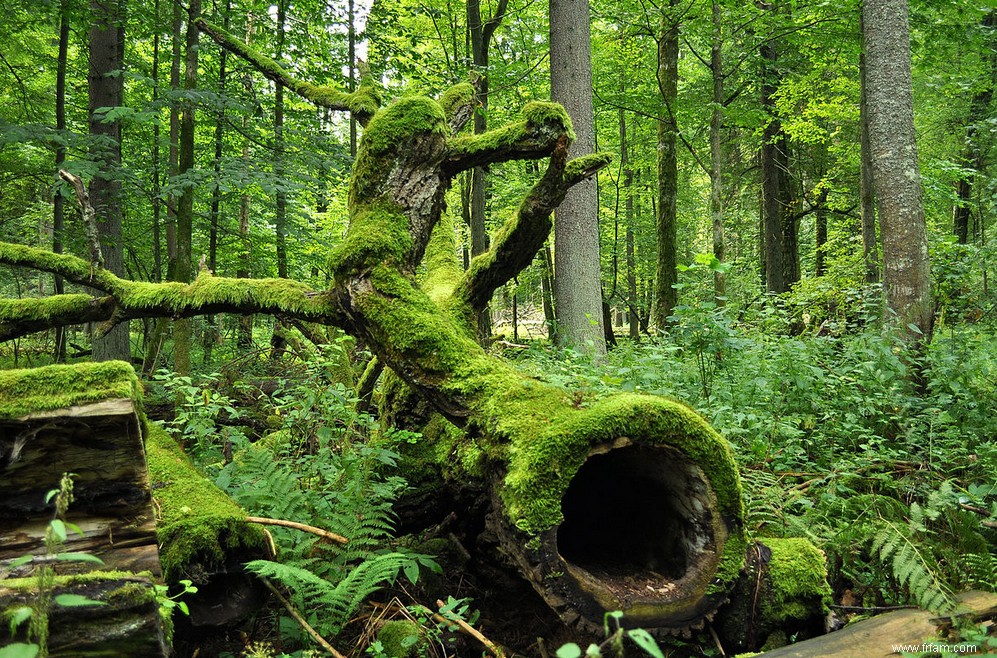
{"left": 0, "top": 362, "right": 167, "bottom": 655}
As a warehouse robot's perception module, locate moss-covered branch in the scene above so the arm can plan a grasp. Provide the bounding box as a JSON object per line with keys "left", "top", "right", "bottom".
{"left": 444, "top": 102, "right": 577, "bottom": 174}
{"left": 439, "top": 81, "right": 478, "bottom": 134}
{"left": 196, "top": 18, "right": 381, "bottom": 125}
{"left": 453, "top": 138, "right": 612, "bottom": 312}
{"left": 0, "top": 241, "right": 343, "bottom": 341}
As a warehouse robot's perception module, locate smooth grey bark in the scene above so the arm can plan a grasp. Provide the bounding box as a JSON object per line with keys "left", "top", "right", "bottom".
{"left": 89, "top": 0, "right": 130, "bottom": 361}
{"left": 550, "top": 0, "right": 606, "bottom": 355}
{"left": 862, "top": 0, "right": 933, "bottom": 341}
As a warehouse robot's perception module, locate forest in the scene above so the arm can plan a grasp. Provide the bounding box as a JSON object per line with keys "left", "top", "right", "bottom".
{"left": 0, "top": 0, "right": 995, "bottom": 656}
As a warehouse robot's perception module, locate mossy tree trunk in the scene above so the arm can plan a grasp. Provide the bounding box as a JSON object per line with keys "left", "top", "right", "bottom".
{"left": 0, "top": 20, "right": 771, "bottom": 636}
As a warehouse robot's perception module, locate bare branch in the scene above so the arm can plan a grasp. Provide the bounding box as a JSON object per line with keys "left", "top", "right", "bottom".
{"left": 58, "top": 170, "right": 104, "bottom": 269}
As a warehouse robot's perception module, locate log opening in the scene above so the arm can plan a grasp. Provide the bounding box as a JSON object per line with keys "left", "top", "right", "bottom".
{"left": 547, "top": 441, "right": 729, "bottom": 631}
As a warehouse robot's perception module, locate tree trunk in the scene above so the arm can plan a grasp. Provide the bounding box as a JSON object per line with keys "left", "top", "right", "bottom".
{"left": 710, "top": 0, "right": 726, "bottom": 305}
{"left": 620, "top": 102, "right": 639, "bottom": 341}
{"left": 858, "top": 36, "right": 880, "bottom": 284}
{"left": 550, "top": 0, "right": 606, "bottom": 355}
{"left": 88, "top": 0, "right": 130, "bottom": 362}
{"left": 53, "top": 0, "right": 70, "bottom": 363}
{"left": 862, "top": 0, "right": 933, "bottom": 342}
{"left": 237, "top": 16, "right": 255, "bottom": 349}
{"left": 467, "top": 0, "right": 509, "bottom": 342}
{"left": 654, "top": 2, "right": 679, "bottom": 328}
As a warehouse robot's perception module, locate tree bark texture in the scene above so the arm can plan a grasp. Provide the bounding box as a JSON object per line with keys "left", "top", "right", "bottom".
{"left": 88, "top": 0, "right": 130, "bottom": 361}
{"left": 550, "top": 0, "right": 607, "bottom": 355}
{"left": 653, "top": 3, "right": 679, "bottom": 328}
{"left": 862, "top": 0, "right": 934, "bottom": 341}
{"left": 858, "top": 41, "right": 880, "bottom": 284}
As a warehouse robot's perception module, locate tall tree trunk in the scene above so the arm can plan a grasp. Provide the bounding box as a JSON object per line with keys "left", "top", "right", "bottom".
{"left": 954, "top": 10, "right": 995, "bottom": 245}
{"left": 858, "top": 33, "right": 880, "bottom": 283}
{"left": 274, "top": 0, "right": 288, "bottom": 280}
{"left": 550, "top": 0, "right": 606, "bottom": 355}
{"left": 151, "top": 0, "right": 162, "bottom": 284}
{"left": 760, "top": 18, "right": 796, "bottom": 294}
{"left": 174, "top": 0, "right": 201, "bottom": 374}
{"left": 53, "top": 0, "right": 70, "bottom": 363}
{"left": 862, "top": 0, "right": 933, "bottom": 342}
{"left": 467, "top": 0, "right": 509, "bottom": 341}
{"left": 348, "top": 0, "right": 357, "bottom": 157}
{"left": 710, "top": 0, "right": 726, "bottom": 305}
{"left": 237, "top": 16, "right": 255, "bottom": 348}
{"left": 89, "top": 0, "right": 130, "bottom": 362}
{"left": 203, "top": 0, "right": 230, "bottom": 365}
{"left": 653, "top": 2, "right": 679, "bottom": 328}
{"left": 621, "top": 102, "right": 639, "bottom": 341}
{"left": 541, "top": 242, "right": 556, "bottom": 340}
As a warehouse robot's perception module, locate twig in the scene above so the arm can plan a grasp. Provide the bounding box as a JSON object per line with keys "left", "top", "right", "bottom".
{"left": 57, "top": 169, "right": 104, "bottom": 269}
{"left": 958, "top": 503, "right": 997, "bottom": 529}
{"left": 434, "top": 599, "right": 505, "bottom": 658}
{"left": 261, "top": 577, "right": 346, "bottom": 658}
{"left": 245, "top": 516, "right": 348, "bottom": 544}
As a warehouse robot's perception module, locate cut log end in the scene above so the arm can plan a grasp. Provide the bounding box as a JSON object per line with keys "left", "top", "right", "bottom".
{"left": 493, "top": 438, "right": 738, "bottom": 636}
{"left": 556, "top": 444, "right": 727, "bottom": 624}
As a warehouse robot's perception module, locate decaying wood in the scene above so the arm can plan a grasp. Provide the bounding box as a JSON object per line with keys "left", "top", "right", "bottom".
{"left": 756, "top": 590, "right": 997, "bottom": 658}
{"left": 0, "top": 398, "right": 160, "bottom": 576}
{"left": 244, "top": 515, "right": 348, "bottom": 545}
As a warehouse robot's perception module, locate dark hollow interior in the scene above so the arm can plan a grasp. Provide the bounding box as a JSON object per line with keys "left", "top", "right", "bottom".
{"left": 557, "top": 445, "right": 713, "bottom": 581}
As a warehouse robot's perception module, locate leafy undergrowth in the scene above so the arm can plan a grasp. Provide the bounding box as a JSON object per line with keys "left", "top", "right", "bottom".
{"left": 511, "top": 301, "right": 997, "bottom": 638}
{"left": 151, "top": 301, "right": 997, "bottom": 656}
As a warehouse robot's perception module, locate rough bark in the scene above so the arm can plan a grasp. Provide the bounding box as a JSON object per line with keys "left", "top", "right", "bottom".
{"left": 653, "top": 3, "right": 679, "bottom": 328}
{"left": 709, "top": 0, "right": 726, "bottom": 305}
{"left": 88, "top": 0, "right": 130, "bottom": 361}
{"left": 550, "top": 0, "right": 607, "bottom": 355}
{"left": 862, "top": 0, "right": 934, "bottom": 342}
{"left": 53, "top": 0, "right": 70, "bottom": 363}
{"left": 760, "top": 31, "right": 797, "bottom": 294}
{"left": 858, "top": 25, "right": 880, "bottom": 284}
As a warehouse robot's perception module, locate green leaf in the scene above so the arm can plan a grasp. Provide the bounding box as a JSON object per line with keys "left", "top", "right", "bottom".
{"left": 556, "top": 643, "right": 582, "bottom": 658}
{"left": 54, "top": 593, "right": 106, "bottom": 608}
{"left": 7, "top": 605, "right": 32, "bottom": 630}
{"left": 402, "top": 560, "right": 419, "bottom": 584}
{"left": 627, "top": 629, "right": 666, "bottom": 658}
{"left": 9, "top": 555, "right": 33, "bottom": 568}
{"left": 0, "top": 643, "right": 40, "bottom": 658}
{"left": 49, "top": 519, "right": 67, "bottom": 542}
{"left": 54, "top": 552, "right": 105, "bottom": 564}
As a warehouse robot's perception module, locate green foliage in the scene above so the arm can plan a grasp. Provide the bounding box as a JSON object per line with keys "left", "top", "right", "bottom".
{"left": 556, "top": 611, "right": 666, "bottom": 658}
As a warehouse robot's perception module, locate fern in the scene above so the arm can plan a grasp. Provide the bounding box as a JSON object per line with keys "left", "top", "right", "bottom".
{"left": 869, "top": 518, "right": 956, "bottom": 614}
{"left": 963, "top": 551, "right": 997, "bottom": 592}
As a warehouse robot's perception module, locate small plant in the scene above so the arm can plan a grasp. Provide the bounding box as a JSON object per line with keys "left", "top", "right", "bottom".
{"left": 2, "top": 474, "right": 106, "bottom": 658}
{"left": 556, "top": 611, "right": 665, "bottom": 658}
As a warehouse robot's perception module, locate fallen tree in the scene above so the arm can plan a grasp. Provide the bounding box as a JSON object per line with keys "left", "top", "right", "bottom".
{"left": 0, "top": 13, "right": 828, "bottom": 644}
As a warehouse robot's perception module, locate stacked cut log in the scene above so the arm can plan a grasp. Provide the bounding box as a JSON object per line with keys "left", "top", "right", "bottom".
{"left": 0, "top": 361, "right": 167, "bottom": 656}
{"left": 0, "top": 361, "right": 268, "bottom": 655}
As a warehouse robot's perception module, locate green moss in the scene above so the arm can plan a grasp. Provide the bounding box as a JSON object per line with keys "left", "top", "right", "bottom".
{"left": 376, "top": 620, "right": 425, "bottom": 657}
{"left": 363, "top": 96, "right": 449, "bottom": 156}
{"left": 0, "top": 361, "right": 140, "bottom": 420}
{"left": 710, "top": 530, "right": 750, "bottom": 594}
{"left": 761, "top": 537, "right": 832, "bottom": 623}
{"left": 438, "top": 82, "right": 475, "bottom": 125}
{"left": 329, "top": 200, "right": 414, "bottom": 276}
{"left": 498, "top": 393, "right": 744, "bottom": 535}
{"left": 448, "top": 101, "right": 573, "bottom": 160}
{"left": 144, "top": 423, "right": 265, "bottom": 581}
